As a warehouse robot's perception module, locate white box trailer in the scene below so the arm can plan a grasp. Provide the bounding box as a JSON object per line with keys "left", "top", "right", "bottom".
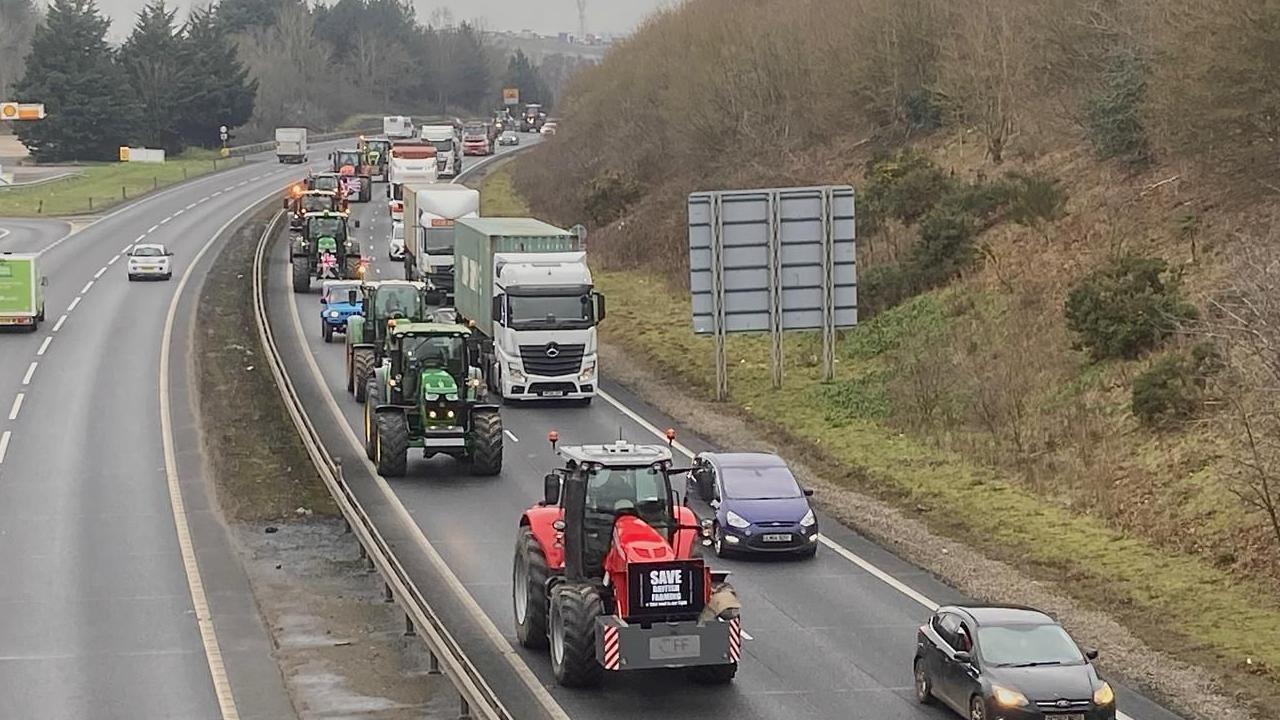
{"left": 275, "top": 127, "right": 308, "bottom": 163}
{"left": 401, "top": 183, "right": 480, "bottom": 294}
{"left": 383, "top": 116, "right": 414, "bottom": 139}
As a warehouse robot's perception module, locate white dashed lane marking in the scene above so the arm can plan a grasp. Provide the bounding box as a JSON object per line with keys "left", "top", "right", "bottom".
{"left": 504, "top": 430, "right": 519, "bottom": 443}
{"left": 37, "top": 337, "right": 51, "bottom": 356}
{"left": 108, "top": 254, "right": 121, "bottom": 265}
{"left": 21, "top": 362, "right": 37, "bottom": 385}
{"left": 8, "top": 393, "right": 23, "bottom": 421}
{"left": 67, "top": 297, "right": 81, "bottom": 312}
{"left": 148, "top": 225, "right": 159, "bottom": 233}
{"left": 80, "top": 281, "right": 93, "bottom": 294}
{"left": 0, "top": 431, "right": 10, "bottom": 464}
{"left": 93, "top": 266, "right": 107, "bottom": 279}
{"left": 160, "top": 216, "right": 172, "bottom": 224}
{"left": 52, "top": 315, "right": 66, "bottom": 333}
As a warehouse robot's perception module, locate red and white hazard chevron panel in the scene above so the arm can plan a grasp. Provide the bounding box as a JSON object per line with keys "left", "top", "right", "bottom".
{"left": 603, "top": 624, "right": 621, "bottom": 670}
{"left": 728, "top": 618, "right": 742, "bottom": 664}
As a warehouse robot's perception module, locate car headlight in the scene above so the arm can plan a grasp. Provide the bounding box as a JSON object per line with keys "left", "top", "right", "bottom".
{"left": 328, "top": 310, "right": 340, "bottom": 318}
{"left": 992, "top": 686, "right": 1029, "bottom": 708}
{"left": 578, "top": 361, "right": 596, "bottom": 382}
{"left": 800, "top": 509, "right": 816, "bottom": 527}
{"left": 1093, "top": 682, "right": 1114, "bottom": 706}
{"left": 725, "top": 511, "right": 750, "bottom": 529}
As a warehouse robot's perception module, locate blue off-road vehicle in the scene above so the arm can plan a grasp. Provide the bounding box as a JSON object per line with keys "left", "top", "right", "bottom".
{"left": 320, "top": 280, "right": 364, "bottom": 343}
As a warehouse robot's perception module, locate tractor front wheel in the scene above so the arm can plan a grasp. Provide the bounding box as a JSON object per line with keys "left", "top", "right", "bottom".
{"left": 549, "top": 583, "right": 604, "bottom": 688}
{"left": 363, "top": 378, "right": 382, "bottom": 460}
{"left": 374, "top": 411, "right": 409, "bottom": 477}
{"left": 322, "top": 322, "right": 333, "bottom": 343}
{"left": 513, "top": 527, "right": 549, "bottom": 649}
{"left": 291, "top": 256, "right": 310, "bottom": 293}
{"left": 469, "top": 409, "right": 503, "bottom": 476}
{"left": 352, "top": 349, "right": 375, "bottom": 403}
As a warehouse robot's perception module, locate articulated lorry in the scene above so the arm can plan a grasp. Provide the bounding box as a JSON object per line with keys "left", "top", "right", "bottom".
{"left": 0, "top": 253, "right": 46, "bottom": 331}
{"left": 383, "top": 116, "right": 414, "bottom": 139}
{"left": 419, "top": 124, "right": 462, "bottom": 178}
{"left": 402, "top": 183, "right": 480, "bottom": 299}
{"left": 387, "top": 143, "right": 438, "bottom": 202}
{"left": 275, "top": 127, "right": 308, "bottom": 163}
{"left": 453, "top": 218, "right": 605, "bottom": 403}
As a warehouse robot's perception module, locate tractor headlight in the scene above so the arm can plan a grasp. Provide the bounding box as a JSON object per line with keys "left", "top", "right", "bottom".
{"left": 446, "top": 410, "right": 455, "bottom": 419}
{"left": 446, "top": 393, "right": 458, "bottom": 401}
{"left": 578, "top": 361, "right": 596, "bottom": 383}
{"left": 425, "top": 393, "right": 439, "bottom": 401}
{"left": 428, "top": 410, "right": 438, "bottom": 419}
{"left": 726, "top": 511, "right": 750, "bottom": 529}
{"left": 800, "top": 509, "right": 816, "bottom": 527}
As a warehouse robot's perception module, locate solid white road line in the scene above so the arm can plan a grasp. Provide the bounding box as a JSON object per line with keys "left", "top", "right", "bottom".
{"left": 0, "top": 431, "right": 10, "bottom": 464}
{"left": 158, "top": 200, "right": 285, "bottom": 720}
{"left": 9, "top": 393, "right": 24, "bottom": 421}
{"left": 67, "top": 297, "right": 81, "bottom": 312}
{"left": 281, "top": 255, "right": 570, "bottom": 720}
{"left": 52, "top": 315, "right": 66, "bottom": 333}
{"left": 504, "top": 429, "right": 519, "bottom": 443}
{"left": 37, "top": 336, "right": 51, "bottom": 356}
{"left": 21, "top": 362, "right": 37, "bottom": 385}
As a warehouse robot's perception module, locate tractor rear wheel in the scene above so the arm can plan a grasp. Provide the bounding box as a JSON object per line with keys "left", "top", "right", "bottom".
{"left": 688, "top": 663, "right": 737, "bottom": 685}
{"left": 513, "top": 527, "right": 549, "bottom": 649}
{"left": 549, "top": 583, "right": 604, "bottom": 687}
{"left": 346, "top": 349, "right": 355, "bottom": 392}
{"left": 291, "top": 256, "right": 310, "bottom": 293}
{"left": 374, "top": 411, "right": 408, "bottom": 477}
{"left": 352, "top": 349, "right": 375, "bottom": 403}
{"left": 469, "top": 409, "right": 503, "bottom": 476}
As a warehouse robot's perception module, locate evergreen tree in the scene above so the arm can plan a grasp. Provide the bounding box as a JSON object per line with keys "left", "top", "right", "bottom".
{"left": 445, "top": 23, "right": 491, "bottom": 110}
{"left": 14, "top": 0, "right": 138, "bottom": 162}
{"left": 119, "top": 0, "right": 189, "bottom": 153}
{"left": 0, "top": 0, "right": 40, "bottom": 100}
{"left": 505, "top": 49, "right": 551, "bottom": 108}
{"left": 214, "top": 0, "right": 282, "bottom": 34}
{"left": 179, "top": 6, "right": 256, "bottom": 147}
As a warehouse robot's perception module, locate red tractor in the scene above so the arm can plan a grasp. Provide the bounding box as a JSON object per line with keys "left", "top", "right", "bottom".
{"left": 513, "top": 431, "right": 742, "bottom": 687}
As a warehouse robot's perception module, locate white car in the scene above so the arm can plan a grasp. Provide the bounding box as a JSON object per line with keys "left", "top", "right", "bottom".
{"left": 389, "top": 221, "right": 406, "bottom": 261}
{"left": 540, "top": 123, "right": 557, "bottom": 136}
{"left": 127, "top": 243, "right": 173, "bottom": 281}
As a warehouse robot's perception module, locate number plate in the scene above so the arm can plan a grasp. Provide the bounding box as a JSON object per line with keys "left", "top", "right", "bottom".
{"left": 761, "top": 533, "right": 793, "bottom": 542}
{"left": 1056, "top": 714, "right": 1085, "bottom": 720}
{"left": 649, "top": 635, "right": 701, "bottom": 660}
{"left": 540, "top": 390, "right": 565, "bottom": 397}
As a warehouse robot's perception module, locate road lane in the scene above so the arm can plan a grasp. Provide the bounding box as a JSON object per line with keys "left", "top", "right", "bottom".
{"left": 0, "top": 149, "right": 345, "bottom": 719}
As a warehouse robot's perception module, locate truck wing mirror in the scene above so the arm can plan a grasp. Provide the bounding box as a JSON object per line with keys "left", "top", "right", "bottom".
{"left": 594, "top": 292, "right": 606, "bottom": 322}
{"left": 542, "top": 473, "right": 561, "bottom": 506}
{"left": 282, "top": 198, "right": 290, "bottom": 209}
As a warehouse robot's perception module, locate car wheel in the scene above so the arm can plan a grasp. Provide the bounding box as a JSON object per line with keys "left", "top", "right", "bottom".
{"left": 797, "top": 544, "right": 817, "bottom": 559}
{"left": 127, "top": 274, "right": 136, "bottom": 281}
{"left": 969, "top": 695, "right": 986, "bottom": 720}
{"left": 913, "top": 658, "right": 933, "bottom": 704}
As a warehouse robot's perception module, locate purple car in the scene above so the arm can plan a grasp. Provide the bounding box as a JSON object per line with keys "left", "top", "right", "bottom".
{"left": 688, "top": 452, "right": 818, "bottom": 558}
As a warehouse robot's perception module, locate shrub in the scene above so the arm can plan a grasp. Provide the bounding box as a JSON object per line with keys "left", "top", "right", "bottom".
{"left": 1131, "top": 343, "right": 1220, "bottom": 426}
{"left": 1004, "top": 172, "right": 1066, "bottom": 229}
{"left": 862, "top": 149, "right": 957, "bottom": 226}
{"left": 908, "top": 205, "right": 978, "bottom": 288}
{"left": 861, "top": 263, "right": 914, "bottom": 317}
{"left": 903, "top": 88, "right": 943, "bottom": 132}
{"left": 583, "top": 170, "right": 641, "bottom": 226}
{"left": 1064, "top": 255, "right": 1198, "bottom": 361}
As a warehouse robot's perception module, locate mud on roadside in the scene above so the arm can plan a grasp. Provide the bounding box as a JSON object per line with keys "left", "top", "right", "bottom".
{"left": 194, "top": 205, "right": 453, "bottom": 719}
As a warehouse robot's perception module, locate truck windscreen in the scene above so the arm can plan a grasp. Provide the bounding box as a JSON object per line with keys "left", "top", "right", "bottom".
{"left": 424, "top": 227, "right": 454, "bottom": 255}
{"left": 429, "top": 139, "right": 454, "bottom": 153}
{"left": 507, "top": 294, "right": 594, "bottom": 330}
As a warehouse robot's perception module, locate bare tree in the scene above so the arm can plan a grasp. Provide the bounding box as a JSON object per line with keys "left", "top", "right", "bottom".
{"left": 0, "top": 0, "right": 40, "bottom": 102}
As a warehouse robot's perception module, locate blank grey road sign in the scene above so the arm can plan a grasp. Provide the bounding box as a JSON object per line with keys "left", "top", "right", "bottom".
{"left": 689, "top": 186, "right": 857, "bottom": 334}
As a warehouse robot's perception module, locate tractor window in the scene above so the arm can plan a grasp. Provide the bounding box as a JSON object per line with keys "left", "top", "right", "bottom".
{"left": 336, "top": 152, "right": 361, "bottom": 167}
{"left": 402, "top": 336, "right": 465, "bottom": 377}
{"left": 585, "top": 466, "right": 671, "bottom": 523}
{"left": 302, "top": 196, "right": 331, "bottom": 212}
{"left": 376, "top": 286, "right": 421, "bottom": 319}
{"left": 308, "top": 217, "right": 344, "bottom": 238}
{"left": 313, "top": 177, "right": 339, "bottom": 192}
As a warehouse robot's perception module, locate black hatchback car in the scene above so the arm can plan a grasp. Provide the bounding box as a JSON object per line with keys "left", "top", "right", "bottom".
{"left": 914, "top": 605, "right": 1117, "bottom": 720}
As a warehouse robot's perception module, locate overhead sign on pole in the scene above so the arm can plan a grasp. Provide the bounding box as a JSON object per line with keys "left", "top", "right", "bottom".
{"left": 0, "top": 102, "right": 46, "bottom": 121}
{"left": 502, "top": 87, "right": 520, "bottom": 106}
{"left": 688, "top": 185, "right": 857, "bottom": 399}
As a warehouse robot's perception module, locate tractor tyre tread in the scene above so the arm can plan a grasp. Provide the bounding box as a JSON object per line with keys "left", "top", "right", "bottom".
{"left": 513, "top": 527, "right": 549, "bottom": 649}
{"left": 352, "top": 349, "right": 375, "bottom": 404}
{"left": 470, "top": 410, "right": 503, "bottom": 476}
{"left": 550, "top": 584, "right": 604, "bottom": 687}
{"left": 291, "top": 256, "right": 310, "bottom": 293}
{"left": 363, "top": 378, "right": 381, "bottom": 460}
{"left": 374, "top": 411, "right": 409, "bottom": 477}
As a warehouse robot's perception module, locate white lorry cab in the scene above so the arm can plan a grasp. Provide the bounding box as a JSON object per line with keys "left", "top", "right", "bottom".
{"left": 386, "top": 144, "right": 438, "bottom": 201}
{"left": 383, "top": 116, "right": 414, "bottom": 139}
{"left": 419, "top": 124, "right": 462, "bottom": 178}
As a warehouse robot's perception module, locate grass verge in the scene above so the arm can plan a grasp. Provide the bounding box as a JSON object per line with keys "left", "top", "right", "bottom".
{"left": 195, "top": 204, "right": 336, "bottom": 521}
{"left": 0, "top": 150, "right": 247, "bottom": 217}
{"left": 479, "top": 165, "right": 1280, "bottom": 715}
{"left": 477, "top": 164, "right": 529, "bottom": 217}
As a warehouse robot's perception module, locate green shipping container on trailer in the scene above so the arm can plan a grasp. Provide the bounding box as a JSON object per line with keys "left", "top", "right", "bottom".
{"left": 453, "top": 218, "right": 581, "bottom": 332}
{"left": 0, "top": 253, "right": 44, "bottom": 330}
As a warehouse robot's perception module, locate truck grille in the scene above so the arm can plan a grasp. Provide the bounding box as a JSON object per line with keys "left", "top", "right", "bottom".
{"left": 519, "top": 343, "right": 584, "bottom": 376}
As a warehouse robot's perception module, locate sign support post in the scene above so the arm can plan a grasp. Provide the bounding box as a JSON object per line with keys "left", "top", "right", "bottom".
{"left": 820, "top": 187, "right": 837, "bottom": 382}
{"left": 767, "top": 192, "right": 784, "bottom": 390}
{"left": 710, "top": 192, "right": 729, "bottom": 402}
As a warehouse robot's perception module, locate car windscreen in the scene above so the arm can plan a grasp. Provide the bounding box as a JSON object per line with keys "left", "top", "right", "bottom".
{"left": 324, "top": 284, "right": 360, "bottom": 302}
{"left": 721, "top": 464, "right": 802, "bottom": 500}
{"left": 977, "top": 624, "right": 1085, "bottom": 667}
{"left": 132, "top": 246, "right": 164, "bottom": 257}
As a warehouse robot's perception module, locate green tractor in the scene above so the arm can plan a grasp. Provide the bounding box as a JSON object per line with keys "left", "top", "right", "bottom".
{"left": 346, "top": 279, "right": 430, "bottom": 402}
{"left": 363, "top": 321, "right": 503, "bottom": 477}
{"left": 291, "top": 211, "right": 364, "bottom": 292}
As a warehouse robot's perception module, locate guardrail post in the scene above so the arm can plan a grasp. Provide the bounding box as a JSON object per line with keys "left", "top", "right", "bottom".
{"left": 121, "top": 186, "right": 126, "bottom": 200}
{"left": 459, "top": 696, "right": 471, "bottom": 719}
{"left": 358, "top": 543, "right": 367, "bottom": 559}
{"left": 404, "top": 614, "right": 416, "bottom": 637}
{"left": 384, "top": 583, "right": 393, "bottom": 602}
{"left": 428, "top": 651, "right": 441, "bottom": 675}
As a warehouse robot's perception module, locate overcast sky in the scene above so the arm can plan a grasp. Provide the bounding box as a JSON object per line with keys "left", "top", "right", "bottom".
{"left": 94, "top": 0, "right": 674, "bottom": 40}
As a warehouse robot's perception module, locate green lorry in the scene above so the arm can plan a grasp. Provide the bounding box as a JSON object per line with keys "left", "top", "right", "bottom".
{"left": 0, "top": 253, "right": 47, "bottom": 332}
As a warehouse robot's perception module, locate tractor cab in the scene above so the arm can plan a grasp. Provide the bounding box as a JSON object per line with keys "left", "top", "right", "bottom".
{"left": 290, "top": 210, "right": 364, "bottom": 291}
{"left": 332, "top": 149, "right": 362, "bottom": 174}
{"left": 307, "top": 172, "right": 341, "bottom": 194}
{"left": 363, "top": 321, "right": 503, "bottom": 477}
{"left": 286, "top": 189, "right": 341, "bottom": 229}
{"left": 513, "top": 432, "right": 742, "bottom": 688}
{"left": 345, "top": 280, "right": 433, "bottom": 404}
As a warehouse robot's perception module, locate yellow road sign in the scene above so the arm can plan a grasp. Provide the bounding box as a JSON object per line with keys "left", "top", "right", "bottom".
{"left": 1, "top": 102, "right": 46, "bottom": 120}
{"left": 119, "top": 146, "right": 130, "bottom": 162}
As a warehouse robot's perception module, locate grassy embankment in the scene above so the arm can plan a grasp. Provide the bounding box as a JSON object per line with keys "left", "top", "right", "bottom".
{"left": 195, "top": 204, "right": 335, "bottom": 520}
{"left": 0, "top": 148, "right": 245, "bottom": 217}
